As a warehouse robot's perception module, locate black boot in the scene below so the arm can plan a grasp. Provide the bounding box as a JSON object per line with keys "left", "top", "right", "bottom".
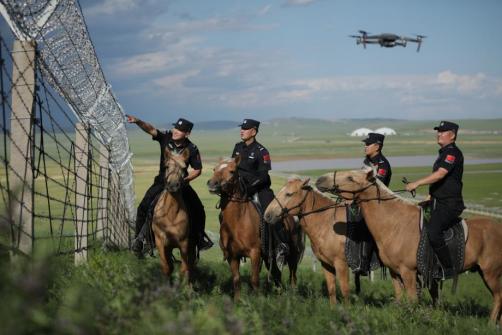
{"left": 198, "top": 232, "right": 214, "bottom": 251}
{"left": 434, "top": 244, "right": 455, "bottom": 280}
{"left": 273, "top": 222, "right": 290, "bottom": 268}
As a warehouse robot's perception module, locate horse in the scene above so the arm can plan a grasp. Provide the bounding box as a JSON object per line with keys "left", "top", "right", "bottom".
{"left": 264, "top": 177, "right": 357, "bottom": 304}
{"left": 207, "top": 157, "right": 304, "bottom": 301}
{"left": 316, "top": 168, "right": 502, "bottom": 323}
{"left": 151, "top": 148, "right": 196, "bottom": 283}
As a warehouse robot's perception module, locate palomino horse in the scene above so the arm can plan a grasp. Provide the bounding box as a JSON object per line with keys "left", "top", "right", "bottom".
{"left": 151, "top": 148, "right": 196, "bottom": 283}
{"left": 316, "top": 168, "right": 502, "bottom": 323}
{"left": 265, "top": 177, "right": 353, "bottom": 305}
{"left": 207, "top": 157, "right": 304, "bottom": 300}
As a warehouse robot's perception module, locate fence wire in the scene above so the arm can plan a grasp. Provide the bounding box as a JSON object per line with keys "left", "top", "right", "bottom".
{"left": 0, "top": 1, "right": 132, "bottom": 257}
{"left": 0, "top": 0, "right": 135, "bottom": 222}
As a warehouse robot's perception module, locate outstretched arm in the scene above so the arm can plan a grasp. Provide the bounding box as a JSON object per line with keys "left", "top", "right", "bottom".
{"left": 126, "top": 114, "right": 158, "bottom": 137}
{"left": 406, "top": 168, "right": 448, "bottom": 192}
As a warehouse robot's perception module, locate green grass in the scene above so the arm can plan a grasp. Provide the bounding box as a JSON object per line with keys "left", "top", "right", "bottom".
{"left": 1, "top": 120, "right": 502, "bottom": 334}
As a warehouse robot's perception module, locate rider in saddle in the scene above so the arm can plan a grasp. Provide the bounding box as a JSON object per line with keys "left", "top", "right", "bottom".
{"left": 231, "top": 118, "right": 290, "bottom": 266}
{"left": 356, "top": 132, "right": 392, "bottom": 274}
{"left": 406, "top": 121, "right": 464, "bottom": 279}
{"left": 127, "top": 115, "right": 213, "bottom": 257}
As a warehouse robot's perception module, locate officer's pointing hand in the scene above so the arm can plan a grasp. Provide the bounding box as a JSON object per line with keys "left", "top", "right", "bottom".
{"left": 126, "top": 114, "right": 137, "bottom": 123}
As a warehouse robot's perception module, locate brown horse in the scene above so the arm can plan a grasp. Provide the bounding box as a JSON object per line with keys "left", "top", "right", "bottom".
{"left": 264, "top": 177, "right": 354, "bottom": 305}
{"left": 316, "top": 168, "right": 502, "bottom": 323}
{"left": 207, "top": 157, "right": 304, "bottom": 300}
{"left": 151, "top": 148, "right": 196, "bottom": 283}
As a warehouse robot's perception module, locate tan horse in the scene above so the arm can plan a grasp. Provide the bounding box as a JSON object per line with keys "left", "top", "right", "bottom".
{"left": 207, "top": 157, "right": 304, "bottom": 300}
{"left": 265, "top": 177, "right": 353, "bottom": 304}
{"left": 316, "top": 168, "right": 502, "bottom": 323}
{"left": 151, "top": 148, "right": 195, "bottom": 283}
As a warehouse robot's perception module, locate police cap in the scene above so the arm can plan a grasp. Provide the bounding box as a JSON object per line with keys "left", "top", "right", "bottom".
{"left": 239, "top": 119, "right": 260, "bottom": 130}
{"left": 172, "top": 118, "right": 194, "bottom": 132}
{"left": 433, "top": 120, "right": 459, "bottom": 133}
{"left": 362, "top": 132, "right": 385, "bottom": 145}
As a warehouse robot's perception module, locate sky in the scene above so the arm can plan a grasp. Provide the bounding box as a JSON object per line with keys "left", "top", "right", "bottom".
{"left": 19, "top": 1, "right": 502, "bottom": 122}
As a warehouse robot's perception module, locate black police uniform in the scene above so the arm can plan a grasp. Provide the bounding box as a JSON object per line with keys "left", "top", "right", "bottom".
{"left": 353, "top": 133, "right": 392, "bottom": 274}
{"left": 424, "top": 120, "right": 464, "bottom": 278}
{"left": 231, "top": 140, "right": 273, "bottom": 210}
{"left": 363, "top": 153, "right": 392, "bottom": 187}
{"left": 232, "top": 119, "right": 289, "bottom": 260}
{"left": 428, "top": 142, "right": 464, "bottom": 249}
{"left": 134, "top": 124, "right": 206, "bottom": 250}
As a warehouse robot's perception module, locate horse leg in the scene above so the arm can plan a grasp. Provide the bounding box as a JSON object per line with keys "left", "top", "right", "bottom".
{"left": 428, "top": 279, "right": 440, "bottom": 306}
{"left": 229, "top": 257, "right": 241, "bottom": 302}
{"left": 322, "top": 264, "right": 337, "bottom": 305}
{"left": 479, "top": 268, "right": 502, "bottom": 323}
{"left": 355, "top": 273, "right": 361, "bottom": 295}
{"left": 179, "top": 242, "right": 192, "bottom": 285}
{"left": 250, "top": 248, "right": 261, "bottom": 292}
{"left": 334, "top": 259, "right": 350, "bottom": 304}
{"left": 400, "top": 268, "right": 418, "bottom": 302}
{"left": 390, "top": 269, "right": 404, "bottom": 302}
{"left": 288, "top": 253, "right": 298, "bottom": 289}
{"left": 155, "top": 236, "right": 173, "bottom": 279}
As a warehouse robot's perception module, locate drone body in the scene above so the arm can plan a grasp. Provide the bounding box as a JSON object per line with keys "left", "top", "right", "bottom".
{"left": 350, "top": 30, "right": 426, "bottom": 52}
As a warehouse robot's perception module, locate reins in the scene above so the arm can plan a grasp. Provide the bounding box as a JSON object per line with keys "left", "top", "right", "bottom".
{"left": 273, "top": 186, "right": 345, "bottom": 220}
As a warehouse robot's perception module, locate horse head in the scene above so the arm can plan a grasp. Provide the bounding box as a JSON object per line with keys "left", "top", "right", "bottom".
{"left": 264, "top": 177, "right": 311, "bottom": 224}
{"left": 207, "top": 156, "right": 241, "bottom": 195}
{"left": 163, "top": 147, "right": 189, "bottom": 192}
{"left": 315, "top": 167, "right": 376, "bottom": 200}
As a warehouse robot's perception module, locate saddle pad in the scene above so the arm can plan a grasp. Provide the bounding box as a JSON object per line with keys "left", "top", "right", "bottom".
{"left": 417, "top": 217, "right": 466, "bottom": 288}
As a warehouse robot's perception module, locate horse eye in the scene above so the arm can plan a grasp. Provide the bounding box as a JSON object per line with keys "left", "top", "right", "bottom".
{"left": 286, "top": 192, "right": 293, "bottom": 197}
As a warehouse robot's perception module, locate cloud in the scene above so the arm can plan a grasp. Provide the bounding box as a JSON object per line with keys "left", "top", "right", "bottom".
{"left": 259, "top": 4, "right": 273, "bottom": 16}
{"left": 85, "top": 0, "right": 139, "bottom": 16}
{"left": 283, "top": 0, "right": 318, "bottom": 7}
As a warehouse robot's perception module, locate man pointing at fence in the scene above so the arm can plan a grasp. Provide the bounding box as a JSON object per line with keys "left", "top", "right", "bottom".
{"left": 127, "top": 115, "right": 213, "bottom": 257}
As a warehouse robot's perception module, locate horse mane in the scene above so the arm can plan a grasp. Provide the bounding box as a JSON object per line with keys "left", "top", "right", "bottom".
{"left": 372, "top": 176, "right": 417, "bottom": 207}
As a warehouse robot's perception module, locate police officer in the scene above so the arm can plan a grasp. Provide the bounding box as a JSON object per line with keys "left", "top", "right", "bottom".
{"left": 231, "top": 119, "right": 289, "bottom": 265}
{"left": 406, "top": 121, "right": 464, "bottom": 279}
{"left": 127, "top": 115, "right": 213, "bottom": 257}
{"left": 363, "top": 133, "right": 392, "bottom": 187}
{"left": 353, "top": 132, "right": 392, "bottom": 274}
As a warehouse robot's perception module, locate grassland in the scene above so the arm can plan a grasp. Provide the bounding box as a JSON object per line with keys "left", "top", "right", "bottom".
{"left": 1, "top": 118, "right": 502, "bottom": 334}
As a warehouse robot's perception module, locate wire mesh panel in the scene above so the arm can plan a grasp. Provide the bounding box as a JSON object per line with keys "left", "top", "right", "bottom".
{"left": 0, "top": 1, "right": 132, "bottom": 258}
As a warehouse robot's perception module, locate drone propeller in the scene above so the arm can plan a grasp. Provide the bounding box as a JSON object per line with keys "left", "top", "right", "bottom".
{"left": 358, "top": 30, "right": 369, "bottom": 36}
{"left": 415, "top": 35, "right": 426, "bottom": 52}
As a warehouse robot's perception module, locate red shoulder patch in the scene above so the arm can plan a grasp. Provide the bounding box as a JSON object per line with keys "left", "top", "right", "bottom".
{"left": 445, "top": 154, "right": 456, "bottom": 164}
{"left": 263, "top": 153, "right": 271, "bottom": 163}
{"left": 377, "top": 168, "right": 387, "bottom": 176}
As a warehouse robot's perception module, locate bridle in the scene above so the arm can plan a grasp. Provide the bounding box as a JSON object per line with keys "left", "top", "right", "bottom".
{"left": 272, "top": 185, "right": 344, "bottom": 220}
{"left": 324, "top": 170, "right": 398, "bottom": 204}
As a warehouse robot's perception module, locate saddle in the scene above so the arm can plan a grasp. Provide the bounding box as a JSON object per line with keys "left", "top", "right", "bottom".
{"left": 416, "top": 206, "right": 468, "bottom": 289}
{"left": 344, "top": 203, "right": 381, "bottom": 275}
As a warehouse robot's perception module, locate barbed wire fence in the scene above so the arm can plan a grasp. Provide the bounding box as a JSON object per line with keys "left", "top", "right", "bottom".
{"left": 0, "top": 0, "right": 135, "bottom": 263}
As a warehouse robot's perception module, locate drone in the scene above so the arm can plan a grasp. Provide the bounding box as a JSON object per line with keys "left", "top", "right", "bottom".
{"left": 349, "top": 30, "right": 426, "bottom": 52}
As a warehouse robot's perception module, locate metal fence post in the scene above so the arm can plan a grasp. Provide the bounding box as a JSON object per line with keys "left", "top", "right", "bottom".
{"left": 75, "top": 123, "right": 88, "bottom": 264}
{"left": 97, "top": 144, "right": 109, "bottom": 242}
{"left": 9, "top": 40, "right": 35, "bottom": 258}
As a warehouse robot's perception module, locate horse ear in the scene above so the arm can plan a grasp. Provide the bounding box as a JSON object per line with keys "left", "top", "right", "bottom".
{"left": 164, "top": 147, "right": 172, "bottom": 160}
{"left": 234, "top": 155, "right": 241, "bottom": 166}
{"left": 365, "top": 168, "right": 376, "bottom": 183}
{"left": 301, "top": 178, "right": 311, "bottom": 190}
